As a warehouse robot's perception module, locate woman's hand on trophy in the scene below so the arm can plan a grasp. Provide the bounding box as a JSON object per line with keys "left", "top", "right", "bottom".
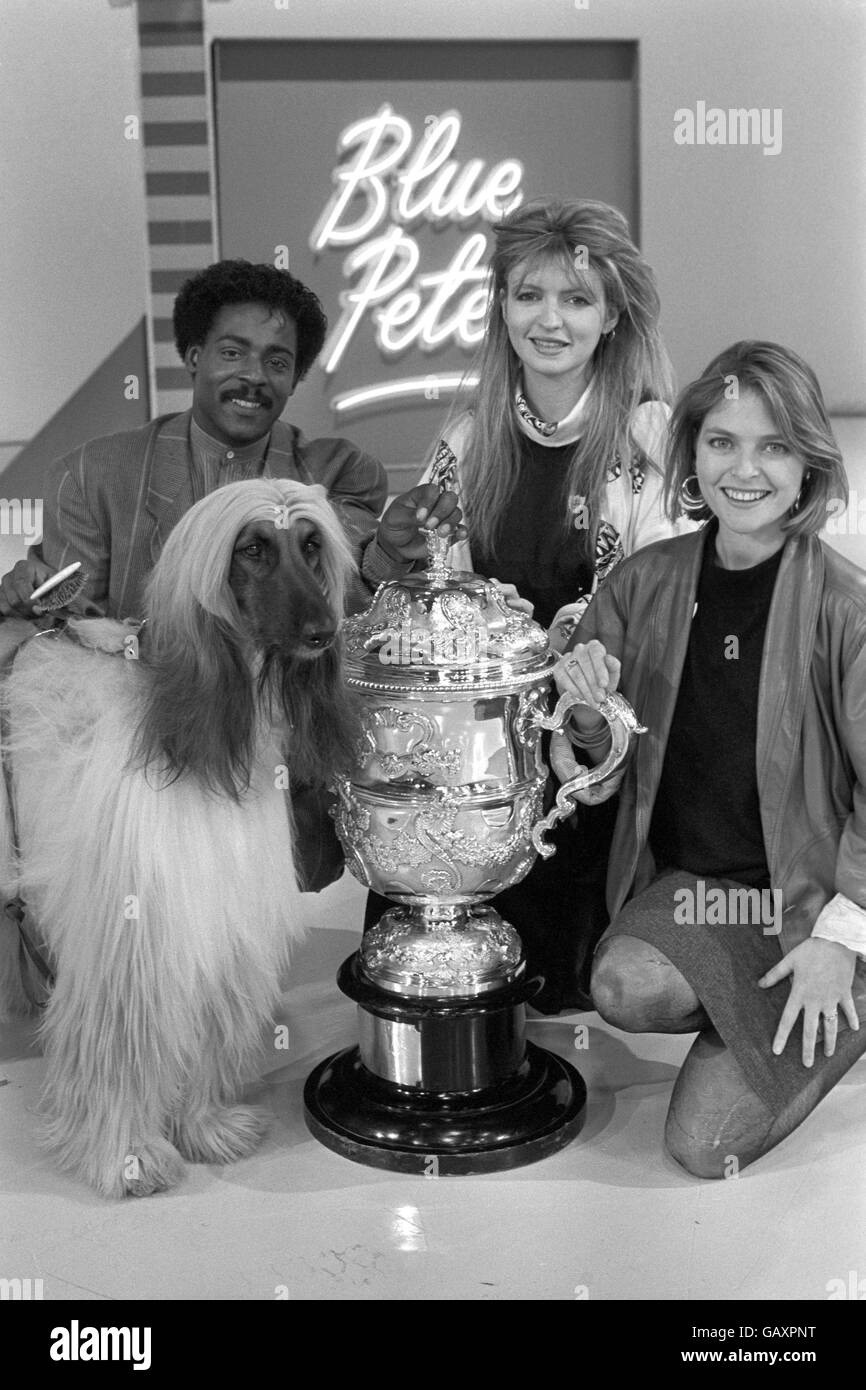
{"left": 489, "top": 578, "right": 534, "bottom": 616}
{"left": 549, "top": 728, "right": 588, "bottom": 787}
{"left": 376, "top": 484, "right": 464, "bottom": 563}
{"left": 554, "top": 640, "right": 622, "bottom": 736}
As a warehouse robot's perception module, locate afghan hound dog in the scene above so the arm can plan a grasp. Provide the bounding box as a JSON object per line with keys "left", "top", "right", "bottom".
{"left": 0, "top": 479, "right": 359, "bottom": 1198}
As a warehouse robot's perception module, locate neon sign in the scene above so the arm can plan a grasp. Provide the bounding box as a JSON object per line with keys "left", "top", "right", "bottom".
{"left": 310, "top": 105, "right": 524, "bottom": 413}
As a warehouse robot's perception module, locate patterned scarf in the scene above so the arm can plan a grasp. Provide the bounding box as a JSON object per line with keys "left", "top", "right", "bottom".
{"left": 513, "top": 379, "right": 593, "bottom": 448}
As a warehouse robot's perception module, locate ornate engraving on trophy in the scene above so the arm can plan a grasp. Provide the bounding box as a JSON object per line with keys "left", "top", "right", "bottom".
{"left": 334, "top": 537, "right": 643, "bottom": 986}
{"left": 356, "top": 706, "right": 464, "bottom": 784}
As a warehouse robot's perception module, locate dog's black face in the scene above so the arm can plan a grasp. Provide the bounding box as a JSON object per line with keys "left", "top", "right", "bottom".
{"left": 225, "top": 514, "right": 358, "bottom": 786}
{"left": 229, "top": 518, "right": 337, "bottom": 661}
{"left": 136, "top": 501, "right": 358, "bottom": 797}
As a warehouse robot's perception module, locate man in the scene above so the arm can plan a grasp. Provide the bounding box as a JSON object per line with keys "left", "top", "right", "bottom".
{"left": 0, "top": 259, "right": 458, "bottom": 886}
{"left": 1, "top": 261, "right": 387, "bottom": 619}
{"left": 1, "top": 259, "right": 459, "bottom": 619}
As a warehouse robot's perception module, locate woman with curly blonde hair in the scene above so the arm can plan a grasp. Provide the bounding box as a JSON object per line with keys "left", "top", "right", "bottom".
{"left": 370, "top": 198, "right": 684, "bottom": 645}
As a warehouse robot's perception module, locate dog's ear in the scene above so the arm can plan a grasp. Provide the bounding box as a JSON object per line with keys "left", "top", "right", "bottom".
{"left": 280, "top": 640, "right": 360, "bottom": 788}
{"left": 135, "top": 611, "right": 255, "bottom": 801}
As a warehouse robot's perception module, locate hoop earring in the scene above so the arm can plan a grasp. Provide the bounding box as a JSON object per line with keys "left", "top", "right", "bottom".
{"left": 791, "top": 469, "right": 812, "bottom": 515}
{"left": 679, "top": 475, "right": 706, "bottom": 514}
{"left": 603, "top": 327, "right": 616, "bottom": 343}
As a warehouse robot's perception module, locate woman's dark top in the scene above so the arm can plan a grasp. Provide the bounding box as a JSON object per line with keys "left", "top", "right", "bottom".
{"left": 649, "top": 532, "right": 784, "bottom": 888}
{"left": 473, "top": 436, "right": 594, "bottom": 629}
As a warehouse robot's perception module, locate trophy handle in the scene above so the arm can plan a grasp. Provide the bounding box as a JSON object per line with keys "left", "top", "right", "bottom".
{"left": 529, "top": 690, "right": 647, "bottom": 859}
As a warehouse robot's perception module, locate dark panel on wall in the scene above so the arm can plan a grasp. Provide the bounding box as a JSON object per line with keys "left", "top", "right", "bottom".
{"left": 214, "top": 40, "right": 637, "bottom": 488}
{"left": 217, "top": 40, "right": 634, "bottom": 83}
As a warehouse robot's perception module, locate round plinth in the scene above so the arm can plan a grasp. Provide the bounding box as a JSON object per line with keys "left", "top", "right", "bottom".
{"left": 304, "top": 951, "right": 586, "bottom": 1173}
{"left": 339, "top": 953, "right": 535, "bottom": 1090}
{"left": 303, "top": 1040, "right": 586, "bottom": 1176}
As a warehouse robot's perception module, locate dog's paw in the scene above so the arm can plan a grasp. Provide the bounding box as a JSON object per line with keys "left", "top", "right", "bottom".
{"left": 172, "top": 1104, "right": 271, "bottom": 1164}
{"left": 111, "top": 1137, "right": 186, "bottom": 1199}
{"left": 46, "top": 1124, "right": 186, "bottom": 1199}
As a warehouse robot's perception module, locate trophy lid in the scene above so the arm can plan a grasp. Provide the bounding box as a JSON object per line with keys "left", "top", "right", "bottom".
{"left": 345, "top": 531, "right": 552, "bottom": 691}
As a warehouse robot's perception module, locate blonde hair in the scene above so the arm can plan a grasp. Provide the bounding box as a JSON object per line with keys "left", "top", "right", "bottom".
{"left": 442, "top": 198, "right": 674, "bottom": 550}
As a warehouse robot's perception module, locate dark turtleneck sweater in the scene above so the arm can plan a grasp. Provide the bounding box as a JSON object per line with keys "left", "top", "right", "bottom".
{"left": 473, "top": 435, "right": 594, "bottom": 629}
{"left": 649, "top": 533, "right": 784, "bottom": 888}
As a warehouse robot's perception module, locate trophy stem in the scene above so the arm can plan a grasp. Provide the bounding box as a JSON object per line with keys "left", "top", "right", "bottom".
{"left": 413, "top": 902, "right": 467, "bottom": 930}
{"left": 366, "top": 901, "right": 512, "bottom": 932}
{"left": 359, "top": 902, "right": 524, "bottom": 998}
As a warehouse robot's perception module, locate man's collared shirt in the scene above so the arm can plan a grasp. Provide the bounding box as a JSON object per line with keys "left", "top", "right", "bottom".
{"left": 188, "top": 417, "right": 271, "bottom": 502}
{"left": 38, "top": 409, "right": 388, "bottom": 618}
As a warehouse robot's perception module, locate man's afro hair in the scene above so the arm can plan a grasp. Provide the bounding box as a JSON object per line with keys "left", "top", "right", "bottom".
{"left": 173, "top": 260, "right": 328, "bottom": 382}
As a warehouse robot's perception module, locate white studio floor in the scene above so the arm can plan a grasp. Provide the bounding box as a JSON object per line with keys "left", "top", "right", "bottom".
{"left": 2, "top": 869, "right": 864, "bottom": 1304}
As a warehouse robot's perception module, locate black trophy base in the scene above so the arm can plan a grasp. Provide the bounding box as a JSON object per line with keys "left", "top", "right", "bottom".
{"left": 304, "top": 956, "right": 589, "bottom": 1173}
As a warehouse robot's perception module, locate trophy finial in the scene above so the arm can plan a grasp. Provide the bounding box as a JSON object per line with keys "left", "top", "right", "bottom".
{"left": 425, "top": 527, "right": 452, "bottom": 585}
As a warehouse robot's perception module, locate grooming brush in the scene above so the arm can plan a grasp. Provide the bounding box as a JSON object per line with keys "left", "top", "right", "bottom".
{"left": 30, "top": 562, "right": 88, "bottom": 612}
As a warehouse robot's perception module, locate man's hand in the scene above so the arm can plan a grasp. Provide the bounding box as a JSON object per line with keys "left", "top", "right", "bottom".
{"left": 376, "top": 484, "right": 463, "bottom": 564}
{"left": 0, "top": 556, "right": 55, "bottom": 618}
{"left": 759, "top": 937, "right": 861, "bottom": 1066}
{"left": 489, "top": 578, "right": 534, "bottom": 616}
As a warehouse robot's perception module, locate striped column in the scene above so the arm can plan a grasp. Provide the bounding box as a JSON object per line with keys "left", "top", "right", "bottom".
{"left": 136, "top": 0, "right": 216, "bottom": 418}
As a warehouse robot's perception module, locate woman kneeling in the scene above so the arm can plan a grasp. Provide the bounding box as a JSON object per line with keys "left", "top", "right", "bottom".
{"left": 553, "top": 340, "right": 866, "bottom": 1177}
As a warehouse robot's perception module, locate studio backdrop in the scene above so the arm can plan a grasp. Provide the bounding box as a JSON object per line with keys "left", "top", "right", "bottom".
{"left": 214, "top": 40, "right": 637, "bottom": 488}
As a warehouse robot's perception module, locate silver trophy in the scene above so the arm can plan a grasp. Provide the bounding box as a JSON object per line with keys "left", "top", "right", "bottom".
{"left": 304, "top": 531, "right": 645, "bottom": 1172}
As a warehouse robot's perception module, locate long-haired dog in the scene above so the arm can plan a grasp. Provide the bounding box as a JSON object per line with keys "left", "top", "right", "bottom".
{"left": 0, "top": 479, "right": 359, "bottom": 1198}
